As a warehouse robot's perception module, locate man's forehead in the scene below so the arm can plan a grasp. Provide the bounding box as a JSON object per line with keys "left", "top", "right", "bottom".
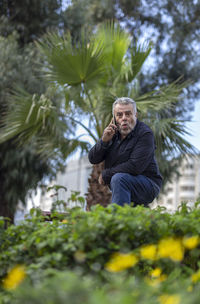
{"left": 114, "top": 104, "right": 134, "bottom": 112}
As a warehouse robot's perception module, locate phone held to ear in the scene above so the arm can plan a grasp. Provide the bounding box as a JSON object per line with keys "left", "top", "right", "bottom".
{"left": 113, "top": 116, "right": 118, "bottom": 132}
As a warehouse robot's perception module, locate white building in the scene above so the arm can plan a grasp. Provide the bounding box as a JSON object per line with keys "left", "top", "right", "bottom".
{"left": 39, "top": 155, "right": 92, "bottom": 211}
{"left": 152, "top": 154, "right": 200, "bottom": 212}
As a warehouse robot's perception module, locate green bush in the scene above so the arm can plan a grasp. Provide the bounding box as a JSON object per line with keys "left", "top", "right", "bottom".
{"left": 2, "top": 269, "right": 200, "bottom": 304}
{"left": 0, "top": 203, "right": 200, "bottom": 303}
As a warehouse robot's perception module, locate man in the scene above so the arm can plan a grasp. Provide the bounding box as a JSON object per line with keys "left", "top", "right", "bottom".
{"left": 88, "top": 97, "right": 162, "bottom": 206}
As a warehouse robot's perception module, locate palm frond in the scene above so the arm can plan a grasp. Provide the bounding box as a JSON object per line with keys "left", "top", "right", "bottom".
{"left": 36, "top": 31, "right": 106, "bottom": 86}
{"left": 128, "top": 40, "right": 153, "bottom": 81}
{"left": 60, "top": 138, "right": 90, "bottom": 159}
{"left": 94, "top": 21, "right": 131, "bottom": 74}
{"left": 0, "top": 88, "right": 67, "bottom": 147}
{"left": 68, "top": 116, "right": 98, "bottom": 142}
{"left": 151, "top": 117, "right": 196, "bottom": 156}
{"left": 36, "top": 22, "right": 133, "bottom": 88}
{"left": 136, "top": 78, "right": 189, "bottom": 115}
{"left": 0, "top": 86, "right": 92, "bottom": 160}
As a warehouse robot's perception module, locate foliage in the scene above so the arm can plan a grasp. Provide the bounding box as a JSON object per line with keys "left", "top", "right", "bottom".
{"left": 1, "top": 203, "right": 200, "bottom": 302}
{"left": 0, "top": 29, "right": 65, "bottom": 221}
{"left": 1, "top": 204, "right": 200, "bottom": 278}
{"left": 48, "top": 186, "right": 86, "bottom": 211}
{"left": 3, "top": 269, "right": 200, "bottom": 304}
{"left": 0, "top": 0, "right": 62, "bottom": 46}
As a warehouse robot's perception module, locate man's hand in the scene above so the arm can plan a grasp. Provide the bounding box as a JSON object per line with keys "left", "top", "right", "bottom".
{"left": 98, "top": 173, "right": 105, "bottom": 185}
{"left": 102, "top": 119, "right": 117, "bottom": 143}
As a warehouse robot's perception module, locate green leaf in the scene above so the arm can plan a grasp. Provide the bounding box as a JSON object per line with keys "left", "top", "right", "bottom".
{"left": 37, "top": 31, "right": 106, "bottom": 86}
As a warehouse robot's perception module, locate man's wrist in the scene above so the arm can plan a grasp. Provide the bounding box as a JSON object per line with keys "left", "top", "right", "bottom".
{"left": 100, "top": 138, "right": 110, "bottom": 147}
{"left": 102, "top": 169, "right": 112, "bottom": 185}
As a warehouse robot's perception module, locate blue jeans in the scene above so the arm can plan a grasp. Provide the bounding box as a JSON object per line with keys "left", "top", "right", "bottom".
{"left": 110, "top": 173, "right": 160, "bottom": 206}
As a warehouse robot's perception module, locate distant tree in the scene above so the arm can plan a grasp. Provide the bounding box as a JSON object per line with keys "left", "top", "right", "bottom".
{"left": 0, "top": 0, "right": 62, "bottom": 46}
{"left": 62, "top": 0, "right": 116, "bottom": 41}
{"left": 0, "top": 11, "right": 65, "bottom": 222}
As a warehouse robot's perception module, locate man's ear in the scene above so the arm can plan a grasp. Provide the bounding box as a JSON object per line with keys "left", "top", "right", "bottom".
{"left": 135, "top": 112, "right": 138, "bottom": 118}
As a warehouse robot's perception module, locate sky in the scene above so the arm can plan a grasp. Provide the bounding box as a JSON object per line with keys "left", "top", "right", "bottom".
{"left": 185, "top": 101, "right": 200, "bottom": 152}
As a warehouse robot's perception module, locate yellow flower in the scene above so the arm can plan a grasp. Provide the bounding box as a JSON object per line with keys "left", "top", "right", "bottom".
{"left": 157, "top": 237, "right": 184, "bottom": 262}
{"left": 147, "top": 268, "right": 167, "bottom": 286}
{"left": 191, "top": 270, "right": 200, "bottom": 283}
{"left": 182, "top": 236, "right": 199, "bottom": 250}
{"left": 105, "top": 252, "right": 138, "bottom": 272}
{"left": 146, "top": 274, "right": 167, "bottom": 287}
{"left": 3, "top": 265, "right": 26, "bottom": 290}
{"left": 62, "top": 219, "right": 68, "bottom": 223}
{"left": 140, "top": 244, "right": 157, "bottom": 260}
{"left": 149, "top": 267, "right": 162, "bottom": 278}
{"left": 158, "top": 294, "right": 181, "bottom": 304}
{"left": 187, "top": 285, "right": 193, "bottom": 292}
{"left": 158, "top": 274, "right": 167, "bottom": 282}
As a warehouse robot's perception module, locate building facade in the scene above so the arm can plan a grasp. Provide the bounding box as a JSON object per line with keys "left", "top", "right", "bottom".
{"left": 39, "top": 155, "right": 92, "bottom": 211}
{"left": 151, "top": 154, "right": 200, "bottom": 212}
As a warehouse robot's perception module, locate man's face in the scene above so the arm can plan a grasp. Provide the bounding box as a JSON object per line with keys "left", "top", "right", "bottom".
{"left": 114, "top": 103, "right": 137, "bottom": 138}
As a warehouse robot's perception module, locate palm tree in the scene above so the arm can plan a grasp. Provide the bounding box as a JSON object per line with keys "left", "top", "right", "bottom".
{"left": 0, "top": 22, "right": 195, "bottom": 208}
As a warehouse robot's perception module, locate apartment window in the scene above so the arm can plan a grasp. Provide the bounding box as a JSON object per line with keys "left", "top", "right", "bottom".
{"left": 185, "top": 164, "right": 194, "bottom": 169}
{"left": 167, "top": 199, "right": 173, "bottom": 205}
{"left": 180, "top": 186, "right": 195, "bottom": 191}
{"left": 180, "top": 197, "right": 194, "bottom": 203}
{"left": 184, "top": 174, "right": 195, "bottom": 178}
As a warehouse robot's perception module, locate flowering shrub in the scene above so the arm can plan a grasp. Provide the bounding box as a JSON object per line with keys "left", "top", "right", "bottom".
{"left": 105, "top": 252, "right": 138, "bottom": 272}
{"left": 2, "top": 269, "right": 200, "bottom": 304}
{"left": 0, "top": 202, "right": 200, "bottom": 303}
{"left": 2, "top": 265, "right": 26, "bottom": 290}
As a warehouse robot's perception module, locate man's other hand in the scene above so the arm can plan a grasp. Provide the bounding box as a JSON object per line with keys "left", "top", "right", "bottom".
{"left": 98, "top": 173, "right": 105, "bottom": 185}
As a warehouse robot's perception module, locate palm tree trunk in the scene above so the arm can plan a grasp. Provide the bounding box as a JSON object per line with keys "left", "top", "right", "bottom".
{"left": 0, "top": 196, "right": 14, "bottom": 226}
{"left": 86, "top": 162, "right": 111, "bottom": 210}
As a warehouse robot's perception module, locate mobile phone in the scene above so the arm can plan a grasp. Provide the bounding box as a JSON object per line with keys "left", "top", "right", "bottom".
{"left": 113, "top": 115, "right": 118, "bottom": 132}
{"left": 113, "top": 115, "right": 117, "bottom": 126}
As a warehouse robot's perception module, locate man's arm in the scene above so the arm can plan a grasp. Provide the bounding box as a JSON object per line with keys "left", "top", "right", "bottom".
{"left": 88, "top": 119, "right": 117, "bottom": 164}
{"left": 102, "top": 132, "right": 155, "bottom": 184}
{"left": 88, "top": 139, "right": 111, "bottom": 164}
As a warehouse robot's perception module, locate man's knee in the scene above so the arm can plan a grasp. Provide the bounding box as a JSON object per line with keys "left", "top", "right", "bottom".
{"left": 111, "top": 173, "right": 130, "bottom": 188}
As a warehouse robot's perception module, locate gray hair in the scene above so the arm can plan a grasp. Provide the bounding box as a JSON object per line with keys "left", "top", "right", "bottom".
{"left": 112, "top": 97, "right": 137, "bottom": 115}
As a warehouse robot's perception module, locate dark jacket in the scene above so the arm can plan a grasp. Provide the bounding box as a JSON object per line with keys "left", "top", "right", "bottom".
{"left": 88, "top": 120, "right": 162, "bottom": 188}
